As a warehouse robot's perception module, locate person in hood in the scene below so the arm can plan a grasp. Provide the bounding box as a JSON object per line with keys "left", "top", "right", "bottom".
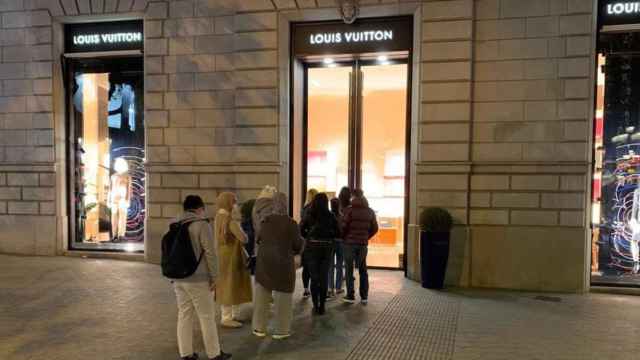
{"left": 172, "top": 195, "right": 231, "bottom": 360}
{"left": 252, "top": 185, "right": 276, "bottom": 239}
{"left": 252, "top": 192, "right": 304, "bottom": 339}
{"left": 215, "top": 192, "right": 252, "bottom": 328}
{"left": 341, "top": 189, "right": 378, "bottom": 305}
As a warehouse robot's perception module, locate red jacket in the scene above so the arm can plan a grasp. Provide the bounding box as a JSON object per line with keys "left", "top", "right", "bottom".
{"left": 342, "top": 198, "right": 378, "bottom": 246}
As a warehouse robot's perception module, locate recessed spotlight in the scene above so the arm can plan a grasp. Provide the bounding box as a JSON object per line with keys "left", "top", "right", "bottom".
{"left": 377, "top": 55, "right": 388, "bottom": 62}
{"left": 323, "top": 57, "right": 334, "bottom": 65}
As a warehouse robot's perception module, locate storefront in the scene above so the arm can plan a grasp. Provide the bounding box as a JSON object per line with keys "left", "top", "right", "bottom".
{"left": 290, "top": 17, "right": 413, "bottom": 269}
{"left": 0, "top": 0, "right": 601, "bottom": 292}
{"left": 592, "top": 1, "right": 640, "bottom": 287}
{"left": 63, "top": 20, "right": 145, "bottom": 253}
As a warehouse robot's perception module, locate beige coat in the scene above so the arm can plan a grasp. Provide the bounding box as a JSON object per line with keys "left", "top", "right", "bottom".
{"left": 215, "top": 209, "right": 252, "bottom": 305}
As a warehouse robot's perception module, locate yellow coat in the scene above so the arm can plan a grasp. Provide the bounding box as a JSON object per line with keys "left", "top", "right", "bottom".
{"left": 215, "top": 210, "right": 252, "bottom": 305}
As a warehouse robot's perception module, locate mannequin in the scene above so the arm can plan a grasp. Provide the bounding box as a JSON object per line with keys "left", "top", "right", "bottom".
{"left": 109, "top": 157, "right": 132, "bottom": 241}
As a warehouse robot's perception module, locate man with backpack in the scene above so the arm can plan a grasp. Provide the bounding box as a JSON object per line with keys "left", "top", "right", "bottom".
{"left": 163, "top": 195, "right": 231, "bottom": 360}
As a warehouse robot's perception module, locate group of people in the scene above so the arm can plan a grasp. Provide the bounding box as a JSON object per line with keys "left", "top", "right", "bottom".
{"left": 168, "top": 186, "right": 379, "bottom": 360}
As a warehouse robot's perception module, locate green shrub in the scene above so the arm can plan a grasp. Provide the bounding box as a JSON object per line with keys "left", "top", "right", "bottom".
{"left": 419, "top": 207, "right": 453, "bottom": 233}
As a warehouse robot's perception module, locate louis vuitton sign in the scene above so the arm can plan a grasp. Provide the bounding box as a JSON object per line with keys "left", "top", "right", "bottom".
{"left": 600, "top": 0, "right": 640, "bottom": 26}
{"left": 65, "top": 20, "right": 143, "bottom": 53}
{"left": 293, "top": 17, "right": 412, "bottom": 56}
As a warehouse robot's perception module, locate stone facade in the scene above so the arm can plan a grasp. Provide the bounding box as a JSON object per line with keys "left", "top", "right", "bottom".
{"left": 0, "top": 0, "right": 595, "bottom": 292}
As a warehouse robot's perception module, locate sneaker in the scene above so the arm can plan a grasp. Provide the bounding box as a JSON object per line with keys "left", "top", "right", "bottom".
{"left": 252, "top": 329, "right": 267, "bottom": 338}
{"left": 182, "top": 354, "right": 199, "bottom": 360}
{"left": 303, "top": 289, "right": 311, "bottom": 298}
{"left": 221, "top": 320, "right": 243, "bottom": 328}
{"left": 211, "top": 352, "right": 232, "bottom": 360}
{"left": 342, "top": 296, "right": 356, "bottom": 304}
{"left": 361, "top": 299, "right": 368, "bottom": 305}
{"left": 272, "top": 333, "right": 291, "bottom": 340}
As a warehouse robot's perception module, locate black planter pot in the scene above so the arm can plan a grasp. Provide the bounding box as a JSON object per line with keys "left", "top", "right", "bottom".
{"left": 420, "top": 231, "right": 450, "bottom": 289}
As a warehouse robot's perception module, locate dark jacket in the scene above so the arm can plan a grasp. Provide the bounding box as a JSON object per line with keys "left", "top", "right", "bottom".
{"left": 241, "top": 218, "right": 256, "bottom": 275}
{"left": 255, "top": 214, "right": 304, "bottom": 293}
{"left": 300, "top": 210, "right": 340, "bottom": 242}
{"left": 342, "top": 197, "right": 378, "bottom": 246}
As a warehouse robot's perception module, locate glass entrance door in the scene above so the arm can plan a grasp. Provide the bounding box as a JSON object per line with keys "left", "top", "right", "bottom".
{"left": 305, "top": 59, "right": 409, "bottom": 268}
{"left": 67, "top": 56, "right": 145, "bottom": 252}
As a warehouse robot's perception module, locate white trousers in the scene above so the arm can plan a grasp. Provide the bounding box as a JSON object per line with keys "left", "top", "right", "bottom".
{"left": 174, "top": 281, "right": 221, "bottom": 358}
{"left": 252, "top": 282, "right": 293, "bottom": 335}
{"left": 220, "top": 304, "right": 241, "bottom": 322}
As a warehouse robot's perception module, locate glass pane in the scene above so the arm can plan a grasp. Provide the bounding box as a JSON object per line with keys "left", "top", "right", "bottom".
{"left": 360, "top": 63, "right": 408, "bottom": 268}
{"left": 592, "top": 49, "right": 640, "bottom": 285}
{"left": 306, "top": 66, "right": 351, "bottom": 198}
{"left": 72, "top": 59, "right": 145, "bottom": 252}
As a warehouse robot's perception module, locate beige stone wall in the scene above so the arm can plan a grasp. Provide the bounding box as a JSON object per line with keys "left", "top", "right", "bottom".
{"left": 0, "top": 0, "right": 595, "bottom": 292}
{"left": 0, "top": 1, "right": 61, "bottom": 255}
{"left": 466, "top": 0, "right": 593, "bottom": 291}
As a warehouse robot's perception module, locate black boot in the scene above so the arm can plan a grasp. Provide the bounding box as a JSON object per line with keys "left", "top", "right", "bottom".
{"left": 211, "top": 351, "right": 231, "bottom": 360}
{"left": 182, "top": 354, "right": 199, "bottom": 360}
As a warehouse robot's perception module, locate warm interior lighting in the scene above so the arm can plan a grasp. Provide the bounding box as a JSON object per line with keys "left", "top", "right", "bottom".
{"left": 323, "top": 57, "right": 334, "bottom": 65}
{"left": 306, "top": 62, "right": 408, "bottom": 268}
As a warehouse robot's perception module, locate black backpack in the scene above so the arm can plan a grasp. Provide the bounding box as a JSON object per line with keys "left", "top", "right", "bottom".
{"left": 161, "top": 219, "right": 207, "bottom": 279}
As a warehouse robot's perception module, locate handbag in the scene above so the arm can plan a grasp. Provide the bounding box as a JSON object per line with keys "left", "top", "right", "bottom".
{"left": 241, "top": 247, "right": 252, "bottom": 269}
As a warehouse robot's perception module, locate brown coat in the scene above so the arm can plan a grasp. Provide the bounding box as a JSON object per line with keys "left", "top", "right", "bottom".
{"left": 215, "top": 210, "right": 252, "bottom": 305}
{"left": 342, "top": 197, "right": 379, "bottom": 246}
{"left": 255, "top": 215, "right": 304, "bottom": 293}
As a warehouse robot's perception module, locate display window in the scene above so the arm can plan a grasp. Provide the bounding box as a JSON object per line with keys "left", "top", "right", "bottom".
{"left": 67, "top": 56, "right": 145, "bottom": 252}
{"left": 592, "top": 4, "right": 640, "bottom": 285}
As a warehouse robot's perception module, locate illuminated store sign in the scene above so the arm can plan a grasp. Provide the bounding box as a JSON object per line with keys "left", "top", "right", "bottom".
{"left": 607, "top": 2, "right": 640, "bottom": 15}
{"left": 73, "top": 32, "right": 142, "bottom": 46}
{"left": 65, "top": 20, "right": 143, "bottom": 53}
{"left": 309, "top": 30, "right": 393, "bottom": 45}
{"left": 294, "top": 17, "right": 412, "bottom": 56}
{"left": 600, "top": 1, "right": 640, "bottom": 26}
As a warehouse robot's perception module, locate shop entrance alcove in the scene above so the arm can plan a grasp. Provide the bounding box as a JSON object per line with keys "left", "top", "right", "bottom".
{"left": 290, "top": 17, "right": 413, "bottom": 269}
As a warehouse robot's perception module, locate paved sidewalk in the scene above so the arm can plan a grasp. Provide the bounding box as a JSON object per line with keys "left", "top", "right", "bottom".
{"left": 1, "top": 255, "right": 639, "bottom": 360}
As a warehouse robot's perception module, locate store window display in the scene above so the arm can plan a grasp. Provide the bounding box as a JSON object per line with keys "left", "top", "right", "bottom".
{"left": 593, "top": 32, "right": 640, "bottom": 286}
{"left": 69, "top": 57, "right": 144, "bottom": 252}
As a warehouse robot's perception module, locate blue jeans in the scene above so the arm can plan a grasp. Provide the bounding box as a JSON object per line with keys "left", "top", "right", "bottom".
{"left": 344, "top": 244, "right": 368, "bottom": 300}
{"left": 328, "top": 242, "right": 344, "bottom": 291}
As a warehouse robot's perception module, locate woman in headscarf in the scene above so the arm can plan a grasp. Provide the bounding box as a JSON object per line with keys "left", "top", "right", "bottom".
{"left": 252, "top": 185, "right": 277, "bottom": 238}
{"left": 252, "top": 192, "right": 303, "bottom": 340}
{"left": 300, "top": 193, "right": 340, "bottom": 315}
{"left": 215, "top": 192, "right": 252, "bottom": 328}
{"left": 300, "top": 188, "right": 318, "bottom": 298}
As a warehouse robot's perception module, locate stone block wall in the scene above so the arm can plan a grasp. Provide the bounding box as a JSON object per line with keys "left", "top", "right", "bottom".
{"left": 0, "top": 0, "right": 61, "bottom": 256}
{"left": 0, "top": 0, "right": 595, "bottom": 292}
{"left": 467, "top": 0, "right": 592, "bottom": 291}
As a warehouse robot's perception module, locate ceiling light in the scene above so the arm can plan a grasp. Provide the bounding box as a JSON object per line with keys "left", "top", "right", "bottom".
{"left": 323, "top": 57, "right": 334, "bottom": 65}
{"left": 377, "top": 55, "right": 388, "bottom": 62}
